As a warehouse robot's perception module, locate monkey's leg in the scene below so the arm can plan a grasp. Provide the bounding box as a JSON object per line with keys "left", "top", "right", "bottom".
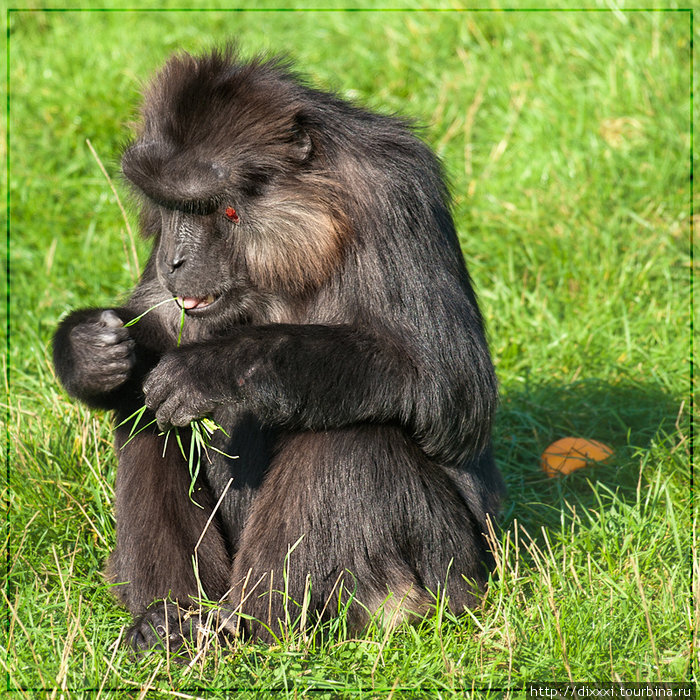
{"left": 225, "top": 426, "right": 490, "bottom": 641}
{"left": 107, "top": 428, "right": 230, "bottom": 653}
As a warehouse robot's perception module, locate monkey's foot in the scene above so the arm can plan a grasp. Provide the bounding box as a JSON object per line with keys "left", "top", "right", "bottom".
{"left": 126, "top": 601, "right": 201, "bottom": 655}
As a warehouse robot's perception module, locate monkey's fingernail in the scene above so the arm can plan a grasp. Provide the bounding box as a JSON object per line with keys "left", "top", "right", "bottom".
{"left": 100, "top": 310, "right": 123, "bottom": 328}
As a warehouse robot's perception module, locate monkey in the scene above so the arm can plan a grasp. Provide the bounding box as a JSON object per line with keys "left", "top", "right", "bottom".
{"left": 52, "top": 46, "right": 504, "bottom": 652}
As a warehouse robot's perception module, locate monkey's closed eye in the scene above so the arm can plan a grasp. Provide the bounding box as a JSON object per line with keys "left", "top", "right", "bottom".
{"left": 224, "top": 206, "right": 240, "bottom": 224}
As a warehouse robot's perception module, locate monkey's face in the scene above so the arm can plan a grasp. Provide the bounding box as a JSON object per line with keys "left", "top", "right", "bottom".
{"left": 121, "top": 127, "right": 316, "bottom": 324}
{"left": 121, "top": 49, "right": 352, "bottom": 326}
{"left": 151, "top": 203, "right": 246, "bottom": 317}
{"left": 122, "top": 135, "right": 350, "bottom": 324}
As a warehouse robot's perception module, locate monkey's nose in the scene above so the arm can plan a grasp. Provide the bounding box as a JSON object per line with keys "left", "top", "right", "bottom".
{"left": 168, "top": 256, "right": 186, "bottom": 272}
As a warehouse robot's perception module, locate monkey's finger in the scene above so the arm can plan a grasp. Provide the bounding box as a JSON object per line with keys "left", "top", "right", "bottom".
{"left": 168, "top": 402, "right": 204, "bottom": 428}
{"left": 155, "top": 391, "right": 206, "bottom": 429}
{"left": 91, "top": 328, "right": 132, "bottom": 347}
{"left": 102, "top": 340, "right": 136, "bottom": 362}
{"left": 145, "top": 389, "right": 169, "bottom": 416}
{"left": 101, "top": 358, "right": 133, "bottom": 372}
{"left": 143, "top": 372, "right": 169, "bottom": 408}
{"left": 154, "top": 394, "right": 185, "bottom": 431}
{"left": 100, "top": 309, "right": 124, "bottom": 328}
{"left": 102, "top": 372, "right": 131, "bottom": 390}
{"left": 110, "top": 326, "right": 133, "bottom": 344}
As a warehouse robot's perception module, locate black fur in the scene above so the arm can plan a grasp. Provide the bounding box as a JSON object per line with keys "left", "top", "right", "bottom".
{"left": 53, "top": 47, "right": 504, "bottom": 651}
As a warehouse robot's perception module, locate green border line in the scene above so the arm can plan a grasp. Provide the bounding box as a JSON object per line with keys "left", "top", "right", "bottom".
{"left": 4, "top": 5, "right": 698, "bottom": 10}
{"left": 5, "top": 7, "right": 11, "bottom": 698}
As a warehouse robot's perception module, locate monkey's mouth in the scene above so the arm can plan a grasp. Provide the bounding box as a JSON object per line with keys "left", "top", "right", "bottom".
{"left": 176, "top": 293, "right": 221, "bottom": 315}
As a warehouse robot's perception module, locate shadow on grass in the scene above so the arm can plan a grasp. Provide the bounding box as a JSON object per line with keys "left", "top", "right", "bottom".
{"left": 493, "top": 376, "right": 685, "bottom": 531}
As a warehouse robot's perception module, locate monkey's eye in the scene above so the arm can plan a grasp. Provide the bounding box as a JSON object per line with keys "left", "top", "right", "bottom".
{"left": 224, "top": 206, "right": 240, "bottom": 224}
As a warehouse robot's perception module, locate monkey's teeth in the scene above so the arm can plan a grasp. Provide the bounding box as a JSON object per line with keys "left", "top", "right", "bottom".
{"left": 179, "top": 294, "right": 216, "bottom": 310}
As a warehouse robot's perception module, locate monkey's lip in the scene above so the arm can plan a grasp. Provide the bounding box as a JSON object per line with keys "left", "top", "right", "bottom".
{"left": 176, "top": 293, "right": 221, "bottom": 314}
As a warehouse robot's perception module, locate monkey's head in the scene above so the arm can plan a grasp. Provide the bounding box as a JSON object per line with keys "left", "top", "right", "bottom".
{"left": 122, "top": 48, "right": 350, "bottom": 319}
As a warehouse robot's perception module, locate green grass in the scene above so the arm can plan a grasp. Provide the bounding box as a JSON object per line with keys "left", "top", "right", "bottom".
{"left": 5, "top": 6, "right": 694, "bottom": 698}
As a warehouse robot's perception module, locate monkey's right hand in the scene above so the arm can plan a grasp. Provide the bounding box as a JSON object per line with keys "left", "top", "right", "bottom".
{"left": 55, "top": 309, "right": 136, "bottom": 397}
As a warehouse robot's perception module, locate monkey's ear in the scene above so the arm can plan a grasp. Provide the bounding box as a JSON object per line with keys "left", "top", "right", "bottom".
{"left": 290, "top": 118, "right": 313, "bottom": 162}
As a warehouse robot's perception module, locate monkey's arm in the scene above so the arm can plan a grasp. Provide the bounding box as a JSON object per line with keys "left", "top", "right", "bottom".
{"left": 144, "top": 324, "right": 405, "bottom": 423}
{"left": 143, "top": 322, "right": 496, "bottom": 463}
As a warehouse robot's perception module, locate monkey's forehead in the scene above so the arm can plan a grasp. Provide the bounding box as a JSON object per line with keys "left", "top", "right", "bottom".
{"left": 122, "top": 53, "right": 313, "bottom": 208}
{"left": 136, "top": 48, "right": 307, "bottom": 147}
{"left": 121, "top": 141, "right": 230, "bottom": 211}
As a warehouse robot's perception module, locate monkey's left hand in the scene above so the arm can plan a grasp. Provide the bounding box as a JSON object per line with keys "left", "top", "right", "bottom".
{"left": 143, "top": 349, "right": 229, "bottom": 430}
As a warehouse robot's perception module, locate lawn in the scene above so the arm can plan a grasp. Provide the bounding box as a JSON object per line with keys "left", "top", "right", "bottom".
{"left": 5, "top": 5, "right": 695, "bottom": 698}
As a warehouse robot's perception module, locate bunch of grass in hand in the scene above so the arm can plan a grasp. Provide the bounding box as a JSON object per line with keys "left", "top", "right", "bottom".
{"left": 119, "top": 301, "right": 235, "bottom": 506}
